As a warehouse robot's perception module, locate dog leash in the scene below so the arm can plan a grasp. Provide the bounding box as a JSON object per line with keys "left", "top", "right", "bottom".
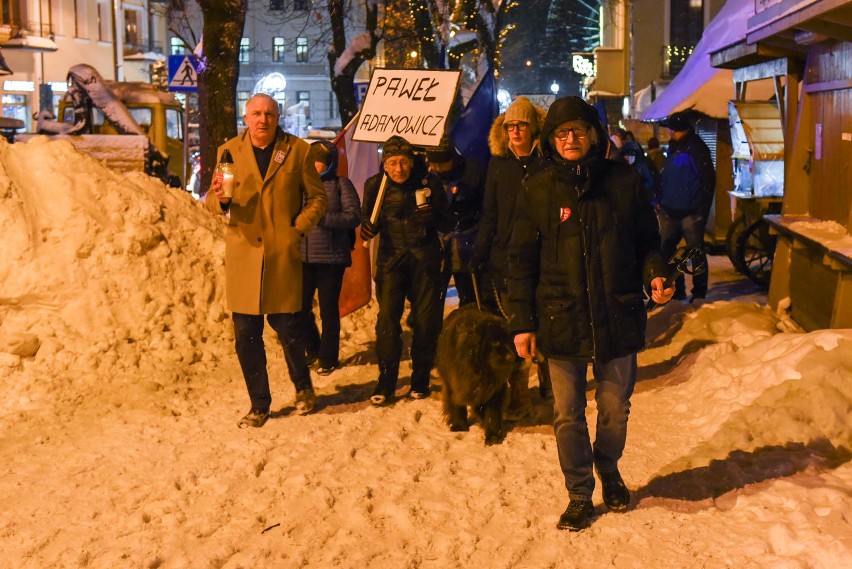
{"left": 471, "top": 272, "right": 482, "bottom": 312}
{"left": 471, "top": 271, "right": 508, "bottom": 320}
{"left": 492, "top": 279, "right": 508, "bottom": 320}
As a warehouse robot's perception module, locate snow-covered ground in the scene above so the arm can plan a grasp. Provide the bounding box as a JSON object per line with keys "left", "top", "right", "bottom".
{"left": 2, "top": 138, "right": 851, "bottom": 568}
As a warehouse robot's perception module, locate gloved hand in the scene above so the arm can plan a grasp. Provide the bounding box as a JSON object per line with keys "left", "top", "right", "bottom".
{"left": 413, "top": 204, "right": 432, "bottom": 223}
{"left": 360, "top": 220, "right": 378, "bottom": 241}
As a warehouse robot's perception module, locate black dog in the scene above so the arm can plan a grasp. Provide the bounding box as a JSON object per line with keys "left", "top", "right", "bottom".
{"left": 435, "top": 306, "right": 526, "bottom": 445}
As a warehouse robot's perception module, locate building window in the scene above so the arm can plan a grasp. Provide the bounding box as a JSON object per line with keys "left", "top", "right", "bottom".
{"left": 238, "top": 91, "right": 250, "bottom": 120}
{"left": 239, "top": 38, "right": 251, "bottom": 64}
{"left": 49, "top": 0, "right": 65, "bottom": 36}
{"left": 97, "top": 1, "right": 111, "bottom": 42}
{"left": 670, "top": 0, "right": 704, "bottom": 46}
{"left": 667, "top": 0, "right": 703, "bottom": 76}
{"left": 2, "top": 0, "right": 13, "bottom": 26}
{"left": 296, "top": 37, "right": 308, "bottom": 63}
{"left": 2, "top": 94, "right": 29, "bottom": 131}
{"left": 269, "top": 0, "right": 283, "bottom": 10}
{"left": 329, "top": 92, "right": 338, "bottom": 119}
{"left": 272, "top": 37, "right": 285, "bottom": 62}
{"left": 170, "top": 37, "right": 187, "bottom": 55}
{"left": 124, "top": 9, "right": 141, "bottom": 50}
{"left": 296, "top": 91, "right": 310, "bottom": 120}
{"left": 73, "top": 0, "right": 87, "bottom": 38}
{"left": 294, "top": 0, "right": 310, "bottom": 10}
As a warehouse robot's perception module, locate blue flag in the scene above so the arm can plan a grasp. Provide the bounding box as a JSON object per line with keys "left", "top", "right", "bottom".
{"left": 451, "top": 68, "right": 498, "bottom": 167}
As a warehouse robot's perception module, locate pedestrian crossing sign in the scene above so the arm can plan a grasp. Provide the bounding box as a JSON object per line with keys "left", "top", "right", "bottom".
{"left": 168, "top": 55, "right": 199, "bottom": 93}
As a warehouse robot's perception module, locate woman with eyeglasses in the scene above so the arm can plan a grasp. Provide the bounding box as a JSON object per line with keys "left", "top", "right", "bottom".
{"left": 471, "top": 96, "right": 550, "bottom": 421}
{"left": 506, "top": 96, "right": 675, "bottom": 531}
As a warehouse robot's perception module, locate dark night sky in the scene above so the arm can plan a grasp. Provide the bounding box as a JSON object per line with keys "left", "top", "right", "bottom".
{"left": 499, "top": 0, "right": 600, "bottom": 97}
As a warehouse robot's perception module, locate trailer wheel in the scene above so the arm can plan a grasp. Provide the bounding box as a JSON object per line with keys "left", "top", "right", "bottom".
{"left": 726, "top": 215, "right": 749, "bottom": 274}
{"left": 735, "top": 219, "right": 776, "bottom": 288}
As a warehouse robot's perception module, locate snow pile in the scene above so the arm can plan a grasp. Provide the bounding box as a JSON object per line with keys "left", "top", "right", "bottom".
{"left": 640, "top": 302, "right": 852, "bottom": 479}
{"left": 789, "top": 218, "right": 852, "bottom": 258}
{"left": 0, "top": 138, "right": 230, "bottom": 408}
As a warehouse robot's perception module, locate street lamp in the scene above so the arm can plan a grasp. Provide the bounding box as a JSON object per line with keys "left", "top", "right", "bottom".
{"left": 550, "top": 81, "right": 559, "bottom": 95}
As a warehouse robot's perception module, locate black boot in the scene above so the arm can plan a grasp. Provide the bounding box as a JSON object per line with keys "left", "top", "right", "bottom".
{"left": 371, "top": 362, "right": 399, "bottom": 406}
{"left": 370, "top": 380, "right": 396, "bottom": 406}
{"left": 556, "top": 498, "right": 595, "bottom": 531}
{"left": 407, "top": 368, "right": 432, "bottom": 399}
{"left": 596, "top": 467, "right": 630, "bottom": 512}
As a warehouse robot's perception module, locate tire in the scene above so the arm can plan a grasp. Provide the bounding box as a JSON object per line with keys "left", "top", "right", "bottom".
{"left": 735, "top": 219, "right": 776, "bottom": 288}
{"left": 726, "top": 215, "right": 749, "bottom": 274}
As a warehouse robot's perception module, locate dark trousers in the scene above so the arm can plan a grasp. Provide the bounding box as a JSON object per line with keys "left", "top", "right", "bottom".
{"left": 658, "top": 210, "right": 709, "bottom": 298}
{"left": 548, "top": 354, "right": 636, "bottom": 500}
{"left": 441, "top": 270, "right": 488, "bottom": 307}
{"left": 232, "top": 312, "right": 312, "bottom": 412}
{"left": 301, "top": 263, "right": 346, "bottom": 367}
{"left": 375, "top": 254, "right": 444, "bottom": 395}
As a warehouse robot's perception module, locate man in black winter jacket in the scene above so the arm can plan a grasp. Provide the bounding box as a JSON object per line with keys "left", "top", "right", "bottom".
{"left": 657, "top": 113, "right": 716, "bottom": 301}
{"left": 360, "top": 136, "right": 455, "bottom": 405}
{"left": 426, "top": 136, "right": 486, "bottom": 307}
{"left": 507, "top": 97, "right": 674, "bottom": 531}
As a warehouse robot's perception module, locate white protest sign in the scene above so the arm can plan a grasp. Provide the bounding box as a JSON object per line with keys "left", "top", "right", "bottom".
{"left": 352, "top": 68, "right": 461, "bottom": 147}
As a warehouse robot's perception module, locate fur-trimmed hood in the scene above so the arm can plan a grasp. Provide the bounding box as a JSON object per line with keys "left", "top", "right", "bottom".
{"left": 487, "top": 103, "right": 548, "bottom": 158}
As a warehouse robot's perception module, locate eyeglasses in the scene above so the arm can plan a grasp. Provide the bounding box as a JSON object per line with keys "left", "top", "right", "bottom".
{"left": 554, "top": 127, "right": 589, "bottom": 140}
{"left": 384, "top": 159, "right": 410, "bottom": 169}
{"left": 504, "top": 122, "right": 529, "bottom": 132}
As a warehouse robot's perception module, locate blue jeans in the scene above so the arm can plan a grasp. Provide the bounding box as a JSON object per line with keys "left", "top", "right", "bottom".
{"left": 233, "top": 312, "right": 312, "bottom": 412}
{"left": 548, "top": 354, "right": 637, "bottom": 500}
{"left": 657, "top": 210, "right": 708, "bottom": 298}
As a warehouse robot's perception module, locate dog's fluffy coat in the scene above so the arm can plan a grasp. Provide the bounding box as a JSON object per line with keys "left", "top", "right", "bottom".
{"left": 435, "top": 306, "right": 526, "bottom": 445}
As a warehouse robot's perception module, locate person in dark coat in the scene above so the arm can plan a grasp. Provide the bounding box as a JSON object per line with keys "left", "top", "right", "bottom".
{"left": 300, "top": 140, "right": 361, "bottom": 375}
{"left": 426, "top": 136, "right": 486, "bottom": 307}
{"left": 359, "top": 136, "right": 455, "bottom": 405}
{"left": 471, "top": 96, "right": 550, "bottom": 418}
{"left": 620, "top": 139, "right": 659, "bottom": 204}
{"left": 507, "top": 96, "right": 674, "bottom": 531}
{"left": 657, "top": 112, "right": 716, "bottom": 302}
{"left": 645, "top": 136, "right": 665, "bottom": 174}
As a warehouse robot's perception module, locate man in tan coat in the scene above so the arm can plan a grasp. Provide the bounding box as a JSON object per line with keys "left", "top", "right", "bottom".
{"left": 207, "top": 94, "right": 327, "bottom": 428}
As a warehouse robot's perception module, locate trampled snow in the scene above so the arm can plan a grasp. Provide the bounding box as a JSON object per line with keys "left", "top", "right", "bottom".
{"left": 1, "top": 139, "right": 850, "bottom": 567}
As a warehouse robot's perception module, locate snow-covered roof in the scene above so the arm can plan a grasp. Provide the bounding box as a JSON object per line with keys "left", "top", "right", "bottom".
{"left": 106, "top": 81, "right": 181, "bottom": 106}
{"left": 123, "top": 51, "right": 167, "bottom": 62}
{"left": 641, "top": 0, "right": 777, "bottom": 121}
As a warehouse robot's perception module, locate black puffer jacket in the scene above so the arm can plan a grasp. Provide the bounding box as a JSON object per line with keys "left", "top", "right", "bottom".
{"left": 361, "top": 156, "right": 454, "bottom": 270}
{"left": 506, "top": 97, "right": 667, "bottom": 362}
{"left": 474, "top": 106, "right": 548, "bottom": 290}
